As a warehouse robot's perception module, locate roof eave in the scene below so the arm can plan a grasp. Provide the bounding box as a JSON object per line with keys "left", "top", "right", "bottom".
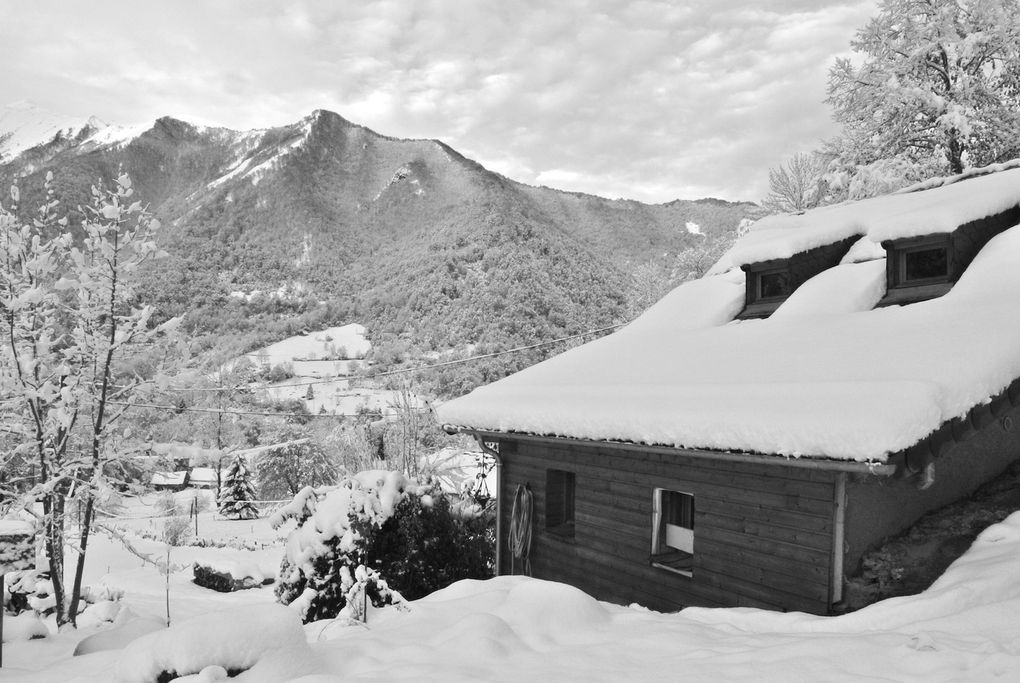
{"left": 444, "top": 426, "right": 898, "bottom": 476}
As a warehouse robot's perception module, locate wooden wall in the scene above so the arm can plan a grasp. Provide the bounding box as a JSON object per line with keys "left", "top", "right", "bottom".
{"left": 497, "top": 439, "right": 840, "bottom": 614}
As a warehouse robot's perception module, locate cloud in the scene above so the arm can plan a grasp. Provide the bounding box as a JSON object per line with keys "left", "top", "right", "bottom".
{"left": 0, "top": 0, "right": 879, "bottom": 202}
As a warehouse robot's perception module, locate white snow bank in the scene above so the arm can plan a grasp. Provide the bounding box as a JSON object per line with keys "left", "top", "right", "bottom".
{"left": 727, "top": 165, "right": 1020, "bottom": 266}
{"left": 251, "top": 324, "right": 371, "bottom": 365}
{"left": 771, "top": 259, "right": 885, "bottom": 319}
{"left": 293, "top": 512, "right": 1020, "bottom": 681}
{"left": 2, "top": 612, "right": 49, "bottom": 642}
{"left": 618, "top": 268, "right": 744, "bottom": 335}
{"left": 113, "top": 603, "right": 314, "bottom": 682}
{"left": 439, "top": 224, "right": 1020, "bottom": 460}
{"left": 73, "top": 609, "right": 166, "bottom": 656}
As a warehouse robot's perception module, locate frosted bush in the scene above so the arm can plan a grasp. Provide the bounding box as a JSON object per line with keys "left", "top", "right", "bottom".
{"left": 272, "top": 470, "right": 493, "bottom": 622}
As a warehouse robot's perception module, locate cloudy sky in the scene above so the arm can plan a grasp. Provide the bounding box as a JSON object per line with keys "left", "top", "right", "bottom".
{"left": 2, "top": 0, "right": 877, "bottom": 203}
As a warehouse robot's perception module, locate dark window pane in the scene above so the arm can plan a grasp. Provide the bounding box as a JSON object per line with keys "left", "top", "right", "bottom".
{"left": 758, "top": 271, "right": 791, "bottom": 299}
{"left": 663, "top": 490, "right": 694, "bottom": 529}
{"left": 546, "top": 469, "right": 575, "bottom": 534}
{"left": 903, "top": 247, "right": 948, "bottom": 281}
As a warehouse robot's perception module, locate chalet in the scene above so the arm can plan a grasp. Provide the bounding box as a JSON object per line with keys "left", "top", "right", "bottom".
{"left": 437, "top": 163, "right": 1020, "bottom": 615}
{"left": 150, "top": 471, "right": 189, "bottom": 492}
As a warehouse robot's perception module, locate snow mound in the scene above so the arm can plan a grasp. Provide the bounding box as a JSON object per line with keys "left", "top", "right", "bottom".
{"left": 771, "top": 260, "right": 885, "bottom": 319}
{"left": 300, "top": 513, "right": 1020, "bottom": 681}
{"left": 113, "top": 603, "right": 313, "bottom": 682}
{"left": 1, "top": 612, "right": 48, "bottom": 642}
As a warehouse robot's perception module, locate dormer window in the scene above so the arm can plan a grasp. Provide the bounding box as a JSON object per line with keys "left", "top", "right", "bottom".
{"left": 757, "top": 269, "right": 792, "bottom": 300}
{"left": 737, "top": 236, "right": 857, "bottom": 319}
{"left": 880, "top": 234, "right": 953, "bottom": 306}
{"left": 894, "top": 237, "right": 951, "bottom": 286}
{"left": 878, "top": 202, "right": 1020, "bottom": 308}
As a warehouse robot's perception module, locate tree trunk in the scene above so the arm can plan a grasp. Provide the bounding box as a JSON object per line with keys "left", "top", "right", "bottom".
{"left": 947, "top": 131, "right": 965, "bottom": 175}
{"left": 67, "top": 494, "right": 95, "bottom": 626}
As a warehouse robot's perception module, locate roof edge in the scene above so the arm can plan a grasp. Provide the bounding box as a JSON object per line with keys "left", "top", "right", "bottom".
{"left": 444, "top": 427, "right": 897, "bottom": 475}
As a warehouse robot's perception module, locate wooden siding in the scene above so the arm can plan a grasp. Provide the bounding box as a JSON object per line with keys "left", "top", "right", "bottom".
{"left": 498, "top": 439, "right": 839, "bottom": 614}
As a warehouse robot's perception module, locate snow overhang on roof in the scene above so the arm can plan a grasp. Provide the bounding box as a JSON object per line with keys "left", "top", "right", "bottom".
{"left": 438, "top": 164, "right": 1020, "bottom": 465}
{"left": 729, "top": 165, "right": 1020, "bottom": 267}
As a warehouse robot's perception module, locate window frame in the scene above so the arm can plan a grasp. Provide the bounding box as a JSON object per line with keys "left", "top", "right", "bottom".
{"left": 755, "top": 267, "right": 793, "bottom": 302}
{"left": 545, "top": 469, "right": 576, "bottom": 538}
{"left": 878, "top": 234, "right": 955, "bottom": 307}
{"left": 651, "top": 487, "right": 694, "bottom": 577}
{"left": 896, "top": 241, "right": 950, "bottom": 286}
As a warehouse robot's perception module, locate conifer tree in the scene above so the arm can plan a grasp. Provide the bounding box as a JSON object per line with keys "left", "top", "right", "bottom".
{"left": 218, "top": 455, "right": 259, "bottom": 519}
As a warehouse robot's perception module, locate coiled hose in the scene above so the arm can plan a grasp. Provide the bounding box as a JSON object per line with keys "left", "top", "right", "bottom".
{"left": 508, "top": 483, "right": 533, "bottom": 576}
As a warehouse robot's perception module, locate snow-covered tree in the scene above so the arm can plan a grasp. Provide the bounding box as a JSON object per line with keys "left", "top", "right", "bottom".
{"left": 256, "top": 435, "right": 337, "bottom": 499}
{"left": 0, "top": 173, "right": 176, "bottom": 627}
{"left": 218, "top": 454, "right": 259, "bottom": 519}
{"left": 827, "top": 0, "right": 1020, "bottom": 189}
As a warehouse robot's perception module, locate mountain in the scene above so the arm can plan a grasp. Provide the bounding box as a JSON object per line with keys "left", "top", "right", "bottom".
{"left": 0, "top": 104, "right": 759, "bottom": 396}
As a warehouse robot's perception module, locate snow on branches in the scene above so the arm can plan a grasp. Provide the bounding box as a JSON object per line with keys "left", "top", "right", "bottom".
{"left": 827, "top": 0, "right": 1020, "bottom": 182}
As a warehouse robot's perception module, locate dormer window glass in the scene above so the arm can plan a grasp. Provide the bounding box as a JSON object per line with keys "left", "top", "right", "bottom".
{"left": 901, "top": 245, "right": 948, "bottom": 283}
{"left": 758, "top": 270, "right": 792, "bottom": 300}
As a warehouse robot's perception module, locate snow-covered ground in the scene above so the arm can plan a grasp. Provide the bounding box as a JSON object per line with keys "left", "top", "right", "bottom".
{"left": 241, "top": 324, "right": 427, "bottom": 418}
{"left": 5, "top": 506, "right": 1020, "bottom": 681}
{"left": 250, "top": 325, "right": 371, "bottom": 366}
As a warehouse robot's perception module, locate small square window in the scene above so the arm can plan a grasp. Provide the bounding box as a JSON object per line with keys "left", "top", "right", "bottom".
{"left": 901, "top": 246, "right": 948, "bottom": 282}
{"left": 651, "top": 488, "right": 694, "bottom": 576}
{"left": 757, "top": 270, "right": 792, "bottom": 300}
{"left": 546, "top": 469, "right": 575, "bottom": 536}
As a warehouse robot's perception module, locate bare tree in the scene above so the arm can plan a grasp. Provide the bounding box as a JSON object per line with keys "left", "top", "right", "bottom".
{"left": 761, "top": 152, "right": 828, "bottom": 214}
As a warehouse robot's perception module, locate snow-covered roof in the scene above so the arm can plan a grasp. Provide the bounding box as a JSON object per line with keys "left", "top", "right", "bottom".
{"left": 727, "top": 166, "right": 1020, "bottom": 266}
{"left": 188, "top": 467, "right": 218, "bottom": 485}
{"left": 151, "top": 471, "right": 188, "bottom": 486}
{"left": 438, "top": 166, "right": 1020, "bottom": 463}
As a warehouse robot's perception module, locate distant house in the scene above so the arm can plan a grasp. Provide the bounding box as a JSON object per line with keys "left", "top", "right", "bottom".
{"left": 438, "top": 163, "right": 1020, "bottom": 615}
{"left": 188, "top": 467, "right": 219, "bottom": 490}
{"left": 151, "top": 471, "right": 189, "bottom": 492}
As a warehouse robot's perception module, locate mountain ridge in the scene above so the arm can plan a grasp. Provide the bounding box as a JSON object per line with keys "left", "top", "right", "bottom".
{"left": 0, "top": 104, "right": 760, "bottom": 396}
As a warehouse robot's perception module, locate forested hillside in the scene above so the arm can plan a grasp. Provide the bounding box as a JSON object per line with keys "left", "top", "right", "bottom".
{"left": 1, "top": 108, "right": 757, "bottom": 396}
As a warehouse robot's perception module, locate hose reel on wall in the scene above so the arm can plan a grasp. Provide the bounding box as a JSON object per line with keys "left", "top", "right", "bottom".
{"left": 509, "top": 483, "right": 533, "bottom": 576}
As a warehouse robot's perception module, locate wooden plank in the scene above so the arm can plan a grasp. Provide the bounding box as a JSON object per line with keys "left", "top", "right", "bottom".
{"left": 704, "top": 510, "right": 832, "bottom": 551}
{"left": 696, "top": 566, "right": 826, "bottom": 614}
{"left": 575, "top": 501, "right": 649, "bottom": 531}
{"left": 695, "top": 537, "right": 829, "bottom": 587}
{"left": 581, "top": 485, "right": 653, "bottom": 515}
{"left": 698, "top": 554, "right": 829, "bottom": 604}
{"left": 526, "top": 441, "right": 844, "bottom": 487}
{"left": 587, "top": 452, "right": 837, "bottom": 502}
{"left": 698, "top": 525, "right": 832, "bottom": 565}
{"left": 699, "top": 498, "right": 833, "bottom": 533}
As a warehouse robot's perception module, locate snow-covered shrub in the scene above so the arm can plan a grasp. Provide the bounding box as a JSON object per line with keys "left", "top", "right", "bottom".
{"left": 272, "top": 470, "right": 493, "bottom": 623}
{"left": 3, "top": 570, "right": 48, "bottom": 615}
{"left": 193, "top": 559, "right": 269, "bottom": 592}
{"left": 154, "top": 491, "right": 183, "bottom": 517}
